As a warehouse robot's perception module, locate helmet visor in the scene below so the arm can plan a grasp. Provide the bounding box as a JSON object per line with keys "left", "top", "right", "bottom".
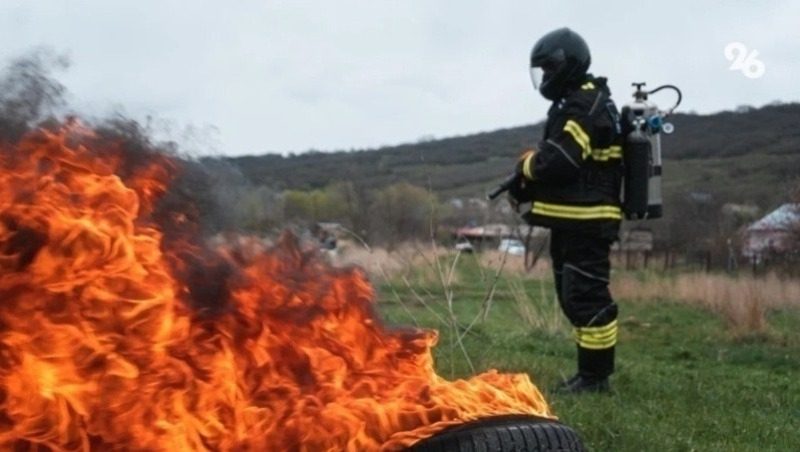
{"left": 530, "top": 66, "right": 544, "bottom": 90}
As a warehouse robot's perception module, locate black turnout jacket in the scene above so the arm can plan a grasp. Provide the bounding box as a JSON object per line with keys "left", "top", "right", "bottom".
{"left": 518, "top": 75, "right": 624, "bottom": 230}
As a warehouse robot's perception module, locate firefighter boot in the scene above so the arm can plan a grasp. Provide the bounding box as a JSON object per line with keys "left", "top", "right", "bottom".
{"left": 555, "top": 346, "right": 614, "bottom": 394}
{"left": 555, "top": 373, "right": 610, "bottom": 394}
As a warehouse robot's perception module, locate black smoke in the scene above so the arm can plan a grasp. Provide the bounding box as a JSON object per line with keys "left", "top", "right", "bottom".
{"left": 0, "top": 49, "right": 247, "bottom": 314}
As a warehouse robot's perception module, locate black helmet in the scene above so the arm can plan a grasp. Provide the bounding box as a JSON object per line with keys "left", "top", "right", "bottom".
{"left": 529, "top": 28, "right": 591, "bottom": 100}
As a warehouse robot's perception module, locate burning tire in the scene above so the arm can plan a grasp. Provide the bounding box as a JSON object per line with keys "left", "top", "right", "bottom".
{"left": 407, "top": 415, "right": 585, "bottom": 452}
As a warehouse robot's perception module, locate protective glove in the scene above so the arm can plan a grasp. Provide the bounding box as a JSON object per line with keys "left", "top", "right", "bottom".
{"left": 506, "top": 149, "right": 537, "bottom": 209}
{"left": 506, "top": 175, "right": 531, "bottom": 210}
{"left": 506, "top": 187, "right": 521, "bottom": 212}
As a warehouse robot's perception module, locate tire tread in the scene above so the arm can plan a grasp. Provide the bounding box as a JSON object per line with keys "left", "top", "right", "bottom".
{"left": 408, "top": 415, "right": 585, "bottom": 452}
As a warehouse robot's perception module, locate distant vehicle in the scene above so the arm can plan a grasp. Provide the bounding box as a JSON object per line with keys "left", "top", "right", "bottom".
{"left": 498, "top": 238, "right": 525, "bottom": 256}
{"left": 454, "top": 237, "right": 474, "bottom": 253}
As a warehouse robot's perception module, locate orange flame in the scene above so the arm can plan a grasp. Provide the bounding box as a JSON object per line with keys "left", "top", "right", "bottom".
{"left": 0, "top": 124, "right": 552, "bottom": 451}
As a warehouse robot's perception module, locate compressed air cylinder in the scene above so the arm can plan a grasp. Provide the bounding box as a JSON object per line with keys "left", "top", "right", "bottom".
{"left": 623, "top": 129, "right": 651, "bottom": 220}
{"left": 646, "top": 132, "right": 663, "bottom": 219}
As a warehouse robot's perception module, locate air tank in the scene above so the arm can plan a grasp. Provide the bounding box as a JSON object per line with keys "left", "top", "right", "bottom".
{"left": 622, "top": 83, "right": 672, "bottom": 220}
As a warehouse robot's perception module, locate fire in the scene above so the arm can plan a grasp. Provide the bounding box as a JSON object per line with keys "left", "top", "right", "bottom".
{"left": 0, "top": 123, "right": 552, "bottom": 451}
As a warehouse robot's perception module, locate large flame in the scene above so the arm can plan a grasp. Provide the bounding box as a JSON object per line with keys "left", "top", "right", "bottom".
{"left": 0, "top": 124, "right": 552, "bottom": 451}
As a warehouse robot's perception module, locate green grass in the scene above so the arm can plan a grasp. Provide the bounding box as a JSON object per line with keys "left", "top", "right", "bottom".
{"left": 375, "top": 257, "right": 800, "bottom": 451}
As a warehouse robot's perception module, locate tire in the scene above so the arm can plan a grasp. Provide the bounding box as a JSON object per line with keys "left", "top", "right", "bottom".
{"left": 407, "top": 415, "right": 585, "bottom": 452}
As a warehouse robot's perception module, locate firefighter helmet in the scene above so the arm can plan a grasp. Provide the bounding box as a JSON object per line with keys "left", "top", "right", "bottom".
{"left": 529, "top": 28, "right": 591, "bottom": 101}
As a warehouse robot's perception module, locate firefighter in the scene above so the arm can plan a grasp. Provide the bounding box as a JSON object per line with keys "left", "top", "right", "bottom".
{"left": 509, "top": 27, "right": 623, "bottom": 393}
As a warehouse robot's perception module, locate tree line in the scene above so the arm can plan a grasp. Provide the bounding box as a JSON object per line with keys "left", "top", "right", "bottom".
{"left": 2, "top": 49, "right": 797, "bottom": 263}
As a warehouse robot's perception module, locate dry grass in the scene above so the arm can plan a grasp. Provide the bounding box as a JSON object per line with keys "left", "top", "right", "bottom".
{"left": 334, "top": 240, "right": 531, "bottom": 371}
{"left": 334, "top": 240, "right": 463, "bottom": 289}
{"left": 335, "top": 240, "right": 554, "bottom": 284}
{"left": 506, "top": 276, "right": 566, "bottom": 335}
{"left": 612, "top": 272, "right": 800, "bottom": 334}
{"left": 337, "top": 238, "right": 800, "bottom": 336}
{"left": 334, "top": 240, "right": 420, "bottom": 277}
{"left": 478, "top": 250, "right": 552, "bottom": 279}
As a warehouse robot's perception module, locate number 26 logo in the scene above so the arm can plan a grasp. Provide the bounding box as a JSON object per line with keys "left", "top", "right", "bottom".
{"left": 724, "top": 42, "right": 766, "bottom": 79}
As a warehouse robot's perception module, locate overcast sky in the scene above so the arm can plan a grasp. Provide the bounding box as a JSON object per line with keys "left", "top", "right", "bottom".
{"left": 1, "top": 1, "right": 797, "bottom": 156}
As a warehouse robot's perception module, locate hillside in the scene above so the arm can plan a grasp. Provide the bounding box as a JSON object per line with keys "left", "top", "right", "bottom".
{"left": 223, "top": 102, "right": 800, "bottom": 209}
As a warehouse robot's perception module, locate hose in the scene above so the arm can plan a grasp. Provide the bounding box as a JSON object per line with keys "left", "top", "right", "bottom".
{"left": 647, "top": 84, "right": 683, "bottom": 116}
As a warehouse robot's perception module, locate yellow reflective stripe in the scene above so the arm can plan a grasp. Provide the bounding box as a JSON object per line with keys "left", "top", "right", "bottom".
{"left": 532, "top": 202, "right": 622, "bottom": 220}
{"left": 564, "top": 117, "right": 622, "bottom": 162}
{"left": 579, "top": 320, "right": 618, "bottom": 333}
{"left": 573, "top": 336, "right": 616, "bottom": 349}
{"left": 578, "top": 339, "right": 616, "bottom": 350}
{"left": 581, "top": 81, "right": 595, "bottom": 90}
{"left": 574, "top": 320, "right": 618, "bottom": 349}
{"left": 590, "top": 145, "right": 622, "bottom": 161}
{"left": 563, "top": 120, "right": 591, "bottom": 159}
{"left": 533, "top": 204, "right": 622, "bottom": 220}
{"left": 575, "top": 328, "right": 616, "bottom": 343}
{"left": 522, "top": 153, "right": 535, "bottom": 180}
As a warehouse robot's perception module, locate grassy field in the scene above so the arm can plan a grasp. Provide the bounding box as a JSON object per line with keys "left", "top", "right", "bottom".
{"left": 370, "top": 251, "right": 800, "bottom": 451}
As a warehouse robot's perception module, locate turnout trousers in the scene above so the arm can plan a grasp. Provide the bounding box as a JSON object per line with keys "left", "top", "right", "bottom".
{"left": 549, "top": 223, "right": 618, "bottom": 379}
